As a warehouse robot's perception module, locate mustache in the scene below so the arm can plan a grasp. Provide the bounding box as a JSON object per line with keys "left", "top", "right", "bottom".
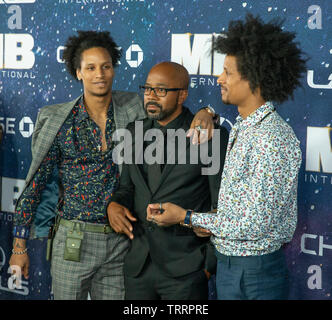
{"left": 145, "top": 101, "right": 162, "bottom": 110}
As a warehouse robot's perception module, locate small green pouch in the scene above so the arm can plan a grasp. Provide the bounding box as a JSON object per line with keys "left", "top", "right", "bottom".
{"left": 64, "top": 223, "right": 84, "bottom": 262}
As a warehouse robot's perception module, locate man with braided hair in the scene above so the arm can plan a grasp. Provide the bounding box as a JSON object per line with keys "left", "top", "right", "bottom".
{"left": 147, "top": 14, "right": 307, "bottom": 300}
{"left": 9, "top": 31, "right": 216, "bottom": 299}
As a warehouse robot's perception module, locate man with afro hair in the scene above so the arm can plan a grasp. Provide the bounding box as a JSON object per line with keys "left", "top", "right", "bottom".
{"left": 10, "top": 30, "right": 217, "bottom": 300}
{"left": 146, "top": 14, "right": 306, "bottom": 300}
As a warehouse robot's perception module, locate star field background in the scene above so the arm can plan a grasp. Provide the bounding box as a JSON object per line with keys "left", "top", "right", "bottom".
{"left": 0, "top": 0, "right": 331, "bottom": 299}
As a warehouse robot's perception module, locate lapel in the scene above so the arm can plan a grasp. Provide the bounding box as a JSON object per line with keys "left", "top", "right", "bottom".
{"left": 111, "top": 90, "right": 146, "bottom": 130}
{"left": 111, "top": 91, "right": 127, "bottom": 130}
{"left": 44, "top": 97, "right": 80, "bottom": 143}
{"left": 132, "top": 118, "right": 154, "bottom": 195}
{"left": 131, "top": 108, "right": 193, "bottom": 196}
{"left": 25, "top": 96, "right": 81, "bottom": 185}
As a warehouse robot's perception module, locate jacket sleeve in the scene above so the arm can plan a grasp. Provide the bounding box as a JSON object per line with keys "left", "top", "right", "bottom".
{"left": 109, "top": 122, "right": 136, "bottom": 211}
{"left": 13, "top": 135, "right": 60, "bottom": 239}
{"left": 110, "top": 162, "right": 135, "bottom": 211}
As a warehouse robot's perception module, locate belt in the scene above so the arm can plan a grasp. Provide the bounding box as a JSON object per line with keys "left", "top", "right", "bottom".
{"left": 215, "top": 248, "right": 283, "bottom": 268}
{"left": 59, "top": 218, "right": 114, "bottom": 234}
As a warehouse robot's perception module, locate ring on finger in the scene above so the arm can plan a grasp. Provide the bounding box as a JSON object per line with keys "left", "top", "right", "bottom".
{"left": 195, "top": 125, "right": 202, "bottom": 131}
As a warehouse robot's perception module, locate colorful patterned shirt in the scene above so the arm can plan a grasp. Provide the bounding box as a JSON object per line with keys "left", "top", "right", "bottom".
{"left": 14, "top": 98, "right": 119, "bottom": 239}
{"left": 191, "top": 102, "right": 302, "bottom": 256}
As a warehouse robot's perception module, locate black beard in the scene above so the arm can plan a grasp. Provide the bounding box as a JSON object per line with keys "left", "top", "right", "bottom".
{"left": 144, "top": 101, "right": 178, "bottom": 121}
{"left": 145, "top": 102, "right": 163, "bottom": 120}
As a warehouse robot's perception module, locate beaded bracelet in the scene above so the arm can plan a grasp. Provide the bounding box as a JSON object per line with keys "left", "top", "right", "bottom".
{"left": 12, "top": 248, "right": 28, "bottom": 255}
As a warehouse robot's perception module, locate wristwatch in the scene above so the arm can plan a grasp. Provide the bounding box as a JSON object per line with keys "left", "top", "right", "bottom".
{"left": 200, "top": 105, "right": 220, "bottom": 123}
{"left": 204, "top": 105, "right": 216, "bottom": 116}
{"left": 180, "top": 210, "right": 193, "bottom": 228}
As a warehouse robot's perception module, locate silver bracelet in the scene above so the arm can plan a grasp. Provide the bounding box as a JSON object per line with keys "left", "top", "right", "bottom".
{"left": 12, "top": 248, "right": 28, "bottom": 255}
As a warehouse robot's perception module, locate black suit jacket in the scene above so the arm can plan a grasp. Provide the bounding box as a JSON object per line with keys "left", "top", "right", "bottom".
{"left": 111, "top": 107, "right": 229, "bottom": 278}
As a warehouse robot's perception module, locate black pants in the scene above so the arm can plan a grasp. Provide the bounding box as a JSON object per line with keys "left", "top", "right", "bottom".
{"left": 125, "top": 255, "right": 208, "bottom": 300}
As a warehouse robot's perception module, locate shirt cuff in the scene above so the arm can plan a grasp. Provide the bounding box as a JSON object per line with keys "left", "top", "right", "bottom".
{"left": 13, "top": 226, "right": 30, "bottom": 239}
{"left": 191, "top": 212, "right": 222, "bottom": 237}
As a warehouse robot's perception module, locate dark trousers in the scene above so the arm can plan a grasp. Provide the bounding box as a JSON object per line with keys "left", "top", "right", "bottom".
{"left": 125, "top": 255, "right": 208, "bottom": 300}
{"left": 215, "top": 249, "right": 289, "bottom": 300}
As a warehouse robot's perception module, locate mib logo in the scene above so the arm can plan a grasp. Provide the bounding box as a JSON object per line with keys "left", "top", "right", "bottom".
{"left": 171, "top": 33, "right": 224, "bottom": 87}
{"left": 1, "top": 0, "right": 36, "bottom": 70}
{"left": 171, "top": 33, "right": 225, "bottom": 76}
{"left": 306, "top": 127, "right": 332, "bottom": 173}
{"left": 0, "top": 34, "right": 35, "bottom": 69}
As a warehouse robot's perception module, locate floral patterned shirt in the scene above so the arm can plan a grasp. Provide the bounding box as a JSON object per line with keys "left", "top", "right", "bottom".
{"left": 14, "top": 99, "right": 119, "bottom": 239}
{"left": 191, "top": 102, "right": 302, "bottom": 256}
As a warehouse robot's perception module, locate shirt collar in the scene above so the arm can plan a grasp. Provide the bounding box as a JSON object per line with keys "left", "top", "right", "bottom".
{"left": 234, "top": 101, "right": 274, "bottom": 131}
{"left": 76, "top": 97, "right": 89, "bottom": 123}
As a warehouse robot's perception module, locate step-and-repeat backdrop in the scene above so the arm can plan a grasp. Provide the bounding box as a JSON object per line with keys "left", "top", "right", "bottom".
{"left": 0, "top": 0, "right": 331, "bottom": 300}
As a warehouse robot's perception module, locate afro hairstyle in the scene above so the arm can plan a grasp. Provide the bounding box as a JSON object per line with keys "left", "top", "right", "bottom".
{"left": 62, "top": 30, "right": 121, "bottom": 80}
{"left": 213, "top": 14, "right": 307, "bottom": 104}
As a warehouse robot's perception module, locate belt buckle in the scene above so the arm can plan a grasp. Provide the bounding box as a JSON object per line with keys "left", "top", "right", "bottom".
{"left": 103, "top": 224, "right": 107, "bottom": 234}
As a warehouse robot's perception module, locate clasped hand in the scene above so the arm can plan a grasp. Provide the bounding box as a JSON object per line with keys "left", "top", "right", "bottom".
{"left": 146, "top": 202, "right": 211, "bottom": 237}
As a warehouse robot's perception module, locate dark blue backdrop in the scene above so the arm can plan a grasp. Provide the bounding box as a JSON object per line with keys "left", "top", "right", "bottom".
{"left": 0, "top": 0, "right": 331, "bottom": 300}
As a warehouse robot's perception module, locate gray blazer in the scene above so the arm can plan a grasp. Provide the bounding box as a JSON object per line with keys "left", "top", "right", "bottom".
{"left": 19, "top": 90, "right": 145, "bottom": 238}
{"left": 26, "top": 91, "right": 145, "bottom": 186}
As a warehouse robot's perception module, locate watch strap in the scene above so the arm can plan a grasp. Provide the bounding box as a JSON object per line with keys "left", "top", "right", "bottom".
{"left": 199, "top": 106, "right": 219, "bottom": 123}
{"left": 183, "top": 210, "right": 193, "bottom": 226}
